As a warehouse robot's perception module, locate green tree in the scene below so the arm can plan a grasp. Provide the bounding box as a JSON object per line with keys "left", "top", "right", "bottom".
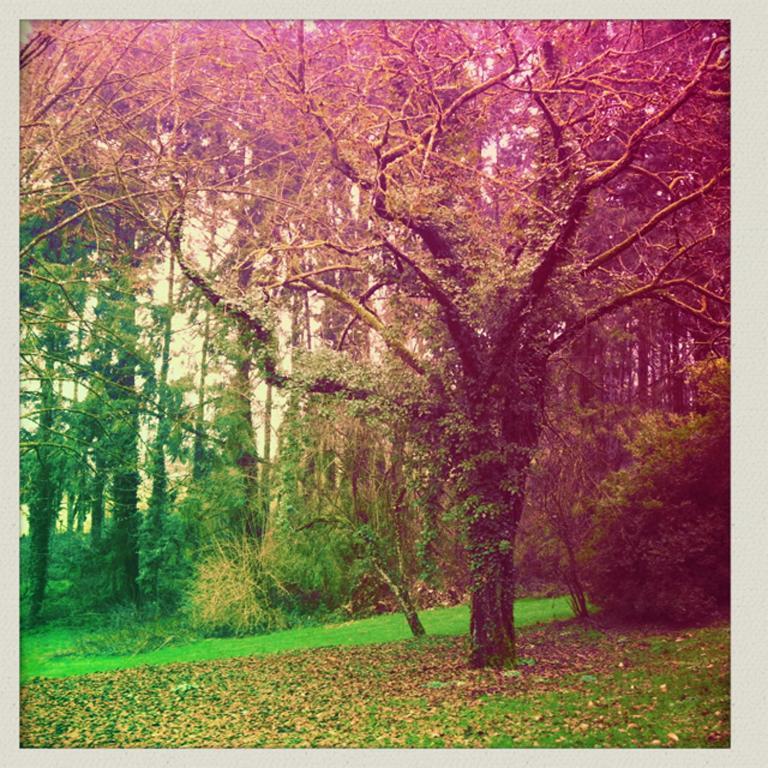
{"left": 21, "top": 212, "right": 91, "bottom": 622}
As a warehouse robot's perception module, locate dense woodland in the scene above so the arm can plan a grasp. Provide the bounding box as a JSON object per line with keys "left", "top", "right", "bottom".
{"left": 20, "top": 20, "right": 729, "bottom": 669}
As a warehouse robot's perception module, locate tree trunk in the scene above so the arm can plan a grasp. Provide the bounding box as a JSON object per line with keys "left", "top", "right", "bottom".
{"left": 468, "top": 507, "right": 519, "bottom": 667}
{"left": 235, "top": 325, "right": 262, "bottom": 541}
{"left": 90, "top": 452, "right": 106, "bottom": 544}
{"left": 637, "top": 317, "right": 650, "bottom": 407}
{"left": 110, "top": 280, "right": 141, "bottom": 603}
{"left": 192, "top": 252, "right": 214, "bottom": 482}
{"left": 577, "top": 327, "right": 594, "bottom": 405}
{"left": 261, "top": 379, "right": 273, "bottom": 528}
{"left": 28, "top": 375, "right": 57, "bottom": 624}
{"left": 669, "top": 307, "right": 686, "bottom": 413}
{"left": 66, "top": 492, "right": 76, "bottom": 533}
{"left": 370, "top": 556, "right": 426, "bottom": 637}
{"left": 466, "top": 361, "right": 545, "bottom": 667}
{"left": 304, "top": 290, "right": 313, "bottom": 350}
{"left": 142, "top": 249, "right": 176, "bottom": 603}
{"left": 111, "top": 406, "right": 140, "bottom": 606}
{"left": 465, "top": 450, "right": 530, "bottom": 668}
{"left": 563, "top": 540, "right": 589, "bottom": 619}
{"left": 192, "top": 305, "right": 211, "bottom": 481}
{"left": 75, "top": 487, "right": 86, "bottom": 534}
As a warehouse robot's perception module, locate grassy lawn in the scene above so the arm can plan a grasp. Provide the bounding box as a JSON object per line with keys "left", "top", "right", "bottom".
{"left": 20, "top": 619, "right": 730, "bottom": 748}
{"left": 21, "top": 595, "right": 573, "bottom": 682}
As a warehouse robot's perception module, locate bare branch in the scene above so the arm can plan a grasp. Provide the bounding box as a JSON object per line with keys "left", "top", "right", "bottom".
{"left": 300, "top": 275, "right": 426, "bottom": 376}
{"left": 583, "top": 168, "right": 728, "bottom": 273}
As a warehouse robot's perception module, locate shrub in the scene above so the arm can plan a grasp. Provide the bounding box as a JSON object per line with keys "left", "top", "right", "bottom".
{"left": 584, "top": 360, "right": 729, "bottom": 623}
{"left": 188, "top": 535, "right": 288, "bottom": 636}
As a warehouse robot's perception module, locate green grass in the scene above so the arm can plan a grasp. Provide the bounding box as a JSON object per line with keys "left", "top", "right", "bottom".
{"left": 21, "top": 595, "right": 573, "bottom": 682}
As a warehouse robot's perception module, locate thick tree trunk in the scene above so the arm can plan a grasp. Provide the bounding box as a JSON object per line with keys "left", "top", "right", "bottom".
{"left": 465, "top": 359, "right": 545, "bottom": 668}
{"left": 467, "top": 504, "right": 519, "bottom": 668}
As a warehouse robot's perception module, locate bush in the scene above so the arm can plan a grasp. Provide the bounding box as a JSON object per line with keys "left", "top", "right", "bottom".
{"left": 188, "top": 535, "right": 288, "bottom": 636}
{"left": 20, "top": 532, "right": 113, "bottom": 626}
{"left": 584, "top": 360, "right": 729, "bottom": 623}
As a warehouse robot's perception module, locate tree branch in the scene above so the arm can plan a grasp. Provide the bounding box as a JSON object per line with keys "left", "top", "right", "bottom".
{"left": 583, "top": 35, "right": 728, "bottom": 191}
{"left": 582, "top": 167, "right": 728, "bottom": 273}
{"left": 381, "top": 237, "right": 480, "bottom": 379}
{"left": 300, "top": 275, "right": 426, "bottom": 376}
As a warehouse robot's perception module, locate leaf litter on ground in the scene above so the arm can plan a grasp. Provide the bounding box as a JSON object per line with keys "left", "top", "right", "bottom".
{"left": 21, "top": 619, "right": 729, "bottom": 748}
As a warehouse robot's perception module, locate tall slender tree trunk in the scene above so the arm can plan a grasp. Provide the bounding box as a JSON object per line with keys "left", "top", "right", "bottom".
{"left": 111, "top": 351, "right": 140, "bottom": 605}
{"left": 669, "top": 308, "right": 686, "bottom": 413}
{"left": 90, "top": 451, "right": 106, "bottom": 544}
{"left": 192, "top": 306, "right": 211, "bottom": 482}
{"left": 75, "top": 489, "right": 86, "bottom": 534}
{"left": 28, "top": 373, "right": 57, "bottom": 624}
{"left": 142, "top": 249, "right": 176, "bottom": 603}
{"left": 192, "top": 251, "right": 215, "bottom": 482}
{"left": 70, "top": 319, "right": 88, "bottom": 536}
{"left": 660, "top": 325, "right": 670, "bottom": 411}
{"left": 261, "top": 380, "right": 273, "bottom": 530}
{"left": 66, "top": 492, "right": 76, "bottom": 532}
{"left": 304, "top": 290, "right": 313, "bottom": 351}
{"left": 235, "top": 325, "right": 262, "bottom": 541}
{"left": 109, "top": 225, "right": 141, "bottom": 606}
{"left": 577, "top": 327, "right": 594, "bottom": 405}
{"left": 637, "top": 318, "right": 650, "bottom": 407}
{"left": 233, "top": 233, "right": 263, "bottom": 541}
{"left": 370, "top": 555, "right": 426, "bottom": 637}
